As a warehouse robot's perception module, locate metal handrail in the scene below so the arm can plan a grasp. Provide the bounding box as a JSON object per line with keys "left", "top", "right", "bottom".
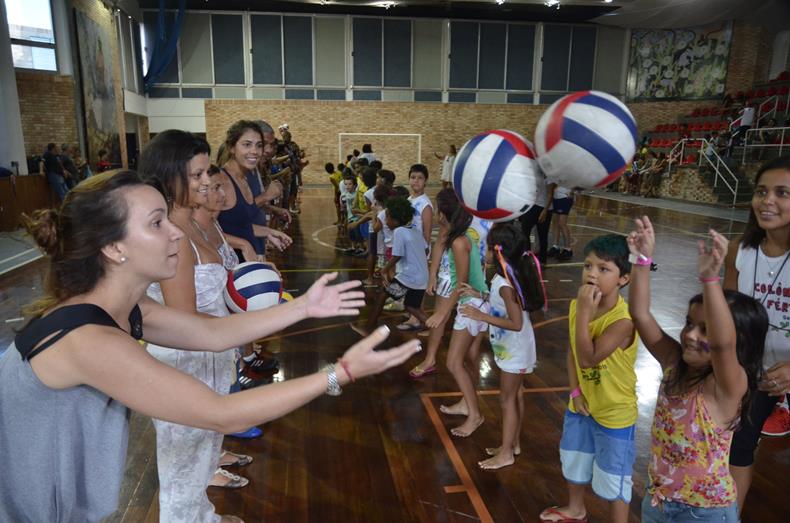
{"left": 666, "top": 137, "right": 739, "bottom": 205}
{"left": 729, "top": 95, "right": 780, "bottom": 132}
{"left": 742, "top": 126, "right": 789, "bottom": 164}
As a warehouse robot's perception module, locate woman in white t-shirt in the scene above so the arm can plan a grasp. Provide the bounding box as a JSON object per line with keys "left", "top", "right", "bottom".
{"left": 724, "top": 156, "right": 790, "bottom": 515}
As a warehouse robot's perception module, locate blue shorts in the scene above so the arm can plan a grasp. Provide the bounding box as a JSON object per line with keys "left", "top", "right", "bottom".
{"left": 641, "top": 495, "right": 738, "bottom": 522}
{"left": 552, "top": 197, "right": 573, "bottom": 215}
{"left": 359, "top": 221, "right": 370, "bottom": 237}
{"left": 559, "top": 411, "right": 636, "bottom": 503}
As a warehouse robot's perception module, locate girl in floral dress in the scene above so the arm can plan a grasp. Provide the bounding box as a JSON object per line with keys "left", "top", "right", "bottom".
{"left": 627, "top": 216, "right": 767, "bottom": 521}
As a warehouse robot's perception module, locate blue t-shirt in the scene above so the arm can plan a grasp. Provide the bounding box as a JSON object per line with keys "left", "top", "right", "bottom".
{"left": 392, "top": 224, "right": 428, "bottom": 290}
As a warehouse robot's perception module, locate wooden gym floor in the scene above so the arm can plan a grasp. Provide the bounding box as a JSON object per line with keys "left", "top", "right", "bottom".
{"left": 1, "top": 188, "right": 787, "bottom": 522}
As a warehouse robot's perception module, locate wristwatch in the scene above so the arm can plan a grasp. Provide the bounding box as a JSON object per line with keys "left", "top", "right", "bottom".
{"left": 323, "top": 364, "right": 342, "bottom": 396}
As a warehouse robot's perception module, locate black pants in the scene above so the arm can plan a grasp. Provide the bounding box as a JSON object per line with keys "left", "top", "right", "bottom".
{"left": 730, "top": 390, "right": 788, "bottom": 467}
{"left": 519, "top": 205, "right": 551, "bottom": 264}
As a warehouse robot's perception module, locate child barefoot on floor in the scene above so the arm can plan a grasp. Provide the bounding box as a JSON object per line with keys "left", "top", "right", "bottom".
{"left": 458, "top": 222, "right": 546, "bottom": 469}
{"left": 627, "top": 216, "right": 767, "bottom": 522}
{"left": 541, "top": 234, "right": 636, "bottom": 523}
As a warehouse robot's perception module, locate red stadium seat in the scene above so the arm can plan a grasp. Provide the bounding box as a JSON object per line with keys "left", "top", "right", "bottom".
{"left": 710, "top": 108, "right": 721, "bottom": 116}
{"left": 767, "top": 87, "right": 778, "bottom": 97}
{"left": 670, "top": 123, "right": 679, "bottom": 132}
{"left": 746, "top": 89, "right": 755, "bottom": 98}
{"left": 779, "top": 86, "right": 789, "bottom": 96}
{"left": 703, "top": 122, "right": 713, "bottom": 131}
{"left": 701, "top": 108, "right": 710, "bottom": 117}
{"left": 736, "top": 90, "right": 745, "bottom": 98}
{"left": 756, "top": 89, "right": 766, "bottom": 98}
{"left": 691, "top": 108, "right": 701, "bottom": 117}
{"left": 777, "top": 101, "right": 787, "bottom": 112}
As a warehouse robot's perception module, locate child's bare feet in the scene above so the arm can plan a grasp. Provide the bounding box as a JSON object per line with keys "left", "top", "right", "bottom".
{"left": 450, "top": 415, "right": 484, "bottom": 437}
{"left": 478, "top": 449, "right": 515, "bottom": 470}
{"left": 485, "top": 445, "right": 521, "bottom": 456}
{"left": 439, "top": 399, "right": 468, "bottom": 416}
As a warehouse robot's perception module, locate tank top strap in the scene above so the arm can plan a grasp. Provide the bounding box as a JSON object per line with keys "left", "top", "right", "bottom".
{"left": 212, "top": 219, "right": 231, "bottom": 251}
{"left": 188, "top": 238, "right": 202, "bottom": 265}
{"left": 15, "top": 303, "right": 143, "bottom": 361}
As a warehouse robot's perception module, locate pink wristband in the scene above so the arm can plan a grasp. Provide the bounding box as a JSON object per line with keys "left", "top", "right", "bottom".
{"left": 570, "top": 386, "right": 582, "bottom": 399}
{"left": 699, "top": 276, "right": 721, "bottom": 284}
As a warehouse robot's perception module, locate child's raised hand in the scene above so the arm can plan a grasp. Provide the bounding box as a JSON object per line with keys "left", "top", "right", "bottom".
{"left": 627, "top": 215, "right": 656, "bottom": 259}
{"left": 697, "top": 229, "right": 728, "bottom": 279}
{"left": 576, "top": 284, "right": 602, "bottom": 317}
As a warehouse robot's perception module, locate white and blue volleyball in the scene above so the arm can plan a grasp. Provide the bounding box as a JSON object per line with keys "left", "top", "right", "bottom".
{"left": 224, "top": 261, "right": 283, "bottom": 313}
{"left": 452, "top": 130, "right": 540, "bottom": 223}
{"left": 535, "top": 90, "right": 637, "bottom": 189}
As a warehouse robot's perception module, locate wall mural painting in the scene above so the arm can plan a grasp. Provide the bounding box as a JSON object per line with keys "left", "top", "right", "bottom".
{"left": 74, "top": 9, "right": 121, "bottom": 168}
{"left": 626, "top": 22, "right": 732, "bottom": 100}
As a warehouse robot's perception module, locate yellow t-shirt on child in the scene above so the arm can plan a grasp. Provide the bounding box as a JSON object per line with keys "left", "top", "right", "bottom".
{"left": 567, "top": 295, "right": 638, "bottom": 429}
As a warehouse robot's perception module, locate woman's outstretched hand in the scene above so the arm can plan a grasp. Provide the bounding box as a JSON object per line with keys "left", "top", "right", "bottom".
{"left": 339, "top": 326, "right": 421, "bottom": 383}
{"left": 302, "top": 273, "right": 366, "bottom": 318}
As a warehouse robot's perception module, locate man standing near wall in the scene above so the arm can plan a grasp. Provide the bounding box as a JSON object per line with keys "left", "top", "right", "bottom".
{"left": 39, "top": 142, "right": 68, "bottom": 200}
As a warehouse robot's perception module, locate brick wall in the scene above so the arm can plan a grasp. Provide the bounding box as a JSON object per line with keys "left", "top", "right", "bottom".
{"left": 205, "top": 99, "right": 704, "bottom": 185}
{"left": 138, "top": 116, "right": 150, "bottom": 147}
{"left": 15, "top": 72, "right": 78, "bottom": 157}
{"left": 725, "top": 21, "right": 776, "bottom": 94}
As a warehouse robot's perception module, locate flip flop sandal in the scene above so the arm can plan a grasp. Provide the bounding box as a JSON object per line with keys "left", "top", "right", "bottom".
{"left": 219, "top": 450, "right": 253, "bottom": 467}
{"left": 539, "top": 506, "right": 588, "bottom": 523}
{"left": 409, "top": 365, "right": 437, "bottom": 379}
{"left": 209, "top": 468, "right": 249, "bottom": 489}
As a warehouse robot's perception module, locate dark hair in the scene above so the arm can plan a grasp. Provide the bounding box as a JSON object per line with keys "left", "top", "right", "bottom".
{"left": 355, "top": 157, "right": 369, "bottom": 167}
{"left": 370, "top": 160, "right": 383, "bottom": 170}
{"left": 325, "top": 162, "right": 335, "bottom": 174}
{"left": 362, "top": 143, "right": 373, "bottom": 153}
{"left": 22, "top": 171, "right": 146, "bottom": 316}
{"left": 487, "top": 223, "right": 546, "bottom": 312}
{"left": 373, "top": 184, "right": 393, "bottom": 206}
{"left": 224, "top": 120, "right": 264, "bottom": 150}
{"left": 346, "top": 154, "right": 353, "bottom": 162}
{"left": 742, "top": 156, "right": 790, "bottom": 249}
{"left": 342, "top": 166, "right": 354, "bottom": 178}
{"left": 583, "top": 234, "right": 632, "bottom": 277}
{"left": 409, "top": 163, "right": 429, "bottom": 180}
{"left": 665, "top": 291, "right": 767, "bottom": 429}
{"left": 46, "top": 143, "right": 56, "bottom": 152}
{"left": 392, "top": 185, "right": 410, "bottom": 198}
{"left": 343, "top": 174, "right": 357, "bottom": 187}
{"left": 386, "top": 196, "right": 413, "bottom": 226}
{"left": 362, "top": 166, "right": 378, "bottom": 188}
{"left": 377, "top": 169, "right": 395, "bottom": 186}
{"left": 255, "top": 120, "right": 274, "bottom": 135}
{"left": 436, "top": 188, "right": 471, "bottom": 252}
{"left": 208, "top": 164, "right": 221, "bottom": 176}
{"left": 138, "top": 129, "right": 211, "bottom": 208}
{"left": 353, "top": 149, "right": 360, "bottom": 157}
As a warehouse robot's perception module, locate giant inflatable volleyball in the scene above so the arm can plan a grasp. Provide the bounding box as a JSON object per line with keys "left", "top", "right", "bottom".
{"left": 535, "top": 90, "right": 637, "bottom": 189}
{"left": 452, "top": 130, "right": 540, "bottom": 223}
{"left": 224, "top": 261, "right": 283, "bottom": 313}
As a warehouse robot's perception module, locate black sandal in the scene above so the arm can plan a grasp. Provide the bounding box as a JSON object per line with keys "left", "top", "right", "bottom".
{"left": 238, "top": 374, "right": 272, "bottom": 390}
{"left": 246, "top": 356, "right": 279, "bottom": 372}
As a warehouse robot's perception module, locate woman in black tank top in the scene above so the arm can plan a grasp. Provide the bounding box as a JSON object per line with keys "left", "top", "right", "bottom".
{"left": 0, "top": 167, "right": 419, "bottom": 523}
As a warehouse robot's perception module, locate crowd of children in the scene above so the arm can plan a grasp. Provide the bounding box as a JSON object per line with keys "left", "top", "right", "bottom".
{"left": 336, "top": 149, "right": 790, "bottom": 522}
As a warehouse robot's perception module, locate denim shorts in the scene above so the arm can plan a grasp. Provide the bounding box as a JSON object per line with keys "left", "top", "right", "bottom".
{"left": 559, "top": 410, "right": 636, "bottom": 503}
{"left": 641, "top": 495, "right": 738, "bottom": 522}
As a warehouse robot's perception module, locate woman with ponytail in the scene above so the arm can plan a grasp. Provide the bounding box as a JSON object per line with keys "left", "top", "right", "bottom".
{"left": 458, "top": 222, "right": 547, "bottom": 468}
{"left": 0, "top": 170, "right": 419, "bottom": 523}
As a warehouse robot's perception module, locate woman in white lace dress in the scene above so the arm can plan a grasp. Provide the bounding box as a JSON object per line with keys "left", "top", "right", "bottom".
{"left": 139, "top": 131, "right": 241, "bottom": 523}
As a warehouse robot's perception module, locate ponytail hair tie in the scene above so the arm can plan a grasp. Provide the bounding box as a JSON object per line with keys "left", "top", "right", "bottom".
{"left": 525, "top": 250, "right": 549, "bottom": 312}
{"left": 495, "top": 244, "right": 527, "bottom": 309}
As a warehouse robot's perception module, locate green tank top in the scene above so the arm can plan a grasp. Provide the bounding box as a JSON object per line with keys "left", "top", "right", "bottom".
{"left": 449, "top": 228, "right": 488, "bottom": 301}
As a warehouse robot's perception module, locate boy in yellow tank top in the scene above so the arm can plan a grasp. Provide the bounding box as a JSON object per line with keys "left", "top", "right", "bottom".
{"left": 541, "top": 234, "right": 637, "bottom": 523}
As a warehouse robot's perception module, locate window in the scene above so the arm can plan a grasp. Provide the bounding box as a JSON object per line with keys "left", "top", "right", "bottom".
{"left": 4, "top": 0, "right": 57, "bottom": 71}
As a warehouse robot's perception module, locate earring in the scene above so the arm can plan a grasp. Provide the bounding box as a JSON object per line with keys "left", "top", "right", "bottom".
{"left": 120, "top": 256, "right": 127, "bottom": 263}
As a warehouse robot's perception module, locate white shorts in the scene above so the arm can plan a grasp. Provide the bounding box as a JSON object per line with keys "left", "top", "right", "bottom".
{"left": 453, "top": 297, "right": 489, "bottom": 336}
